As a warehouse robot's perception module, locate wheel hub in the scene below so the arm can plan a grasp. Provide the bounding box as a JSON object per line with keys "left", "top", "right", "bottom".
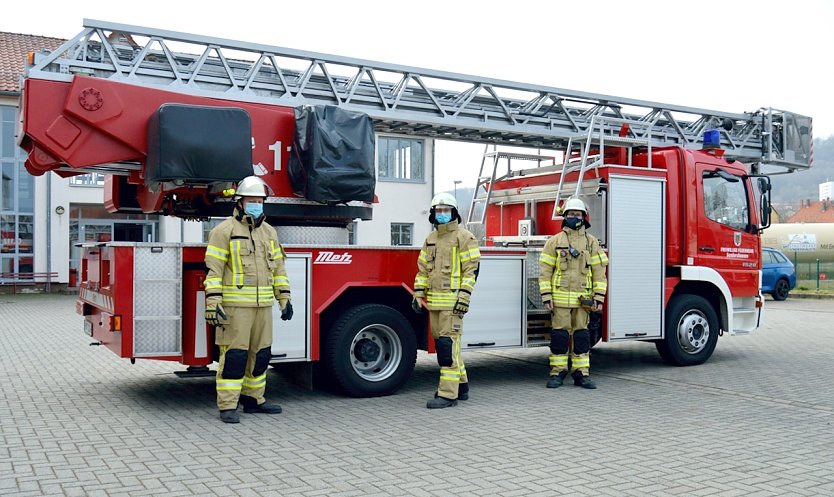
{"left": 678, "top": 312, "right": 709, "bottom": 354}
{"left": 349, "top": 325, "right": 403, "bottom": 382}
{"left": 353, "top": 338, "right": 381, "bottom": 362}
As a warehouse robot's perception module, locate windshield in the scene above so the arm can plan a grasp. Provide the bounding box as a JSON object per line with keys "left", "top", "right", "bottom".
{"left": 703, "top": 173, "right": 749, "bottom": 230}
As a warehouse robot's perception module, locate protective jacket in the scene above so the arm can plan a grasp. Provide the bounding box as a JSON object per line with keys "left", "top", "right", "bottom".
{"left": 539, "top": 227, "right": 608, "bottom": 308}
{"left": 204, "top": 206, "right": 291, "bottom": 308}
{"left": 413, "top": 220, "right": 481, "bottom": 310}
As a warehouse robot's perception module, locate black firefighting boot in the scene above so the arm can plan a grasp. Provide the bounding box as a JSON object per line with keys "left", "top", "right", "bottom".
{"left": 219, "top": 409, "right": 240, "bottom": 424}
{"left": 240, "top": 395, "right": 283, "bottom": 414}
{"left": 458, "top": 382, "right": 469, "bottom": 401}
{"left": 547, "top": 370, "right": 569, "bottom": 389}
{"left": 427, "top": 396, "right": 458, "bottom": 409}
{"left": 572, "top": 370, "right": 597, "bottom": 389}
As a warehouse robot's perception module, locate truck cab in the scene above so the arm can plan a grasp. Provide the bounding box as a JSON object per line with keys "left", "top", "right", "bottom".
{"left": 474, "top": 122, "right": 772, "bottom": 367}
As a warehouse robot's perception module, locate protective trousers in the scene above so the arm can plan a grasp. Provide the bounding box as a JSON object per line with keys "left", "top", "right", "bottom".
{"left": 549, "top": 306, "right": 591, "bottom": 376}
{"left": 430, "top": 310, "right": 467, "bottom": 400}
{"left": 215, "top": 306, "right": 273, "bottom": 410}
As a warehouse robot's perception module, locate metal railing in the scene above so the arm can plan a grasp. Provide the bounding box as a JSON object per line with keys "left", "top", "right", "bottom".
{"left": 0, "top": 272, "right": 60, "bottom": 294}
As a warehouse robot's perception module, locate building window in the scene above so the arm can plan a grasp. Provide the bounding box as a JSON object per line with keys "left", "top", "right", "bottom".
{"left": 391, "top": 223, "right": 413, "bottom": 246}
{"left": 66, "top": 205, "right": 160, "bottom": 275}
{"left": 69, "top": 173, "right": 107, "bottom": 187}
{"left": 202, "top": 218, "right": 225, "bottom": 242}
{"left": 1, "top": 214, "right": 33, "bottom": 273}
{"left": 1, "top": 105, "right": 35, "bottom": 276}
{"left": 1, "top": 106, "right": 16, "bottom": 159}
{"left": 378, "top": 137, "right": 424, "bottom": 182}
{"left": 1, "top": 162, "right": 14, "bottom": 211}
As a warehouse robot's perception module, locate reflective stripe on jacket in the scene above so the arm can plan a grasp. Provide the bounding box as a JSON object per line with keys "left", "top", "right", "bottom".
{"left": 205, "top": 208, "right": 291, "bottom": 307}
{"left": 414, "top": 220, "right": 481, "bottom": 310}
{"left": 539, "top": 228, "right": 608, "bottom": 307}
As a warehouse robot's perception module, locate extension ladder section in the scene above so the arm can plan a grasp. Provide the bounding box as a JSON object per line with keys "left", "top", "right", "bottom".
{"left": 26, "top": 19, "right": 812, "bottom": 174}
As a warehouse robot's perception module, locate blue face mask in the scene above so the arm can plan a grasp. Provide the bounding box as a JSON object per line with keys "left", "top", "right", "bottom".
{"left": 435, "top": 212, "right": 452, "bottom": 224}
{"left": 244, "top": 202, "right": 264, "bottom": 219}
{"left": 564, "top": 217, "right": 584, "bottom": 230}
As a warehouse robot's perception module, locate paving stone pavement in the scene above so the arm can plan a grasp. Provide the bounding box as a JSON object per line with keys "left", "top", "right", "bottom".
{"left": 1, "top": 294, "right": 833, "bottom": 496}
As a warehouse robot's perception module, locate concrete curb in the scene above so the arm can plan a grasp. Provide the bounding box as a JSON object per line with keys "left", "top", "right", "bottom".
{"left": 788, "top": 292, "right": 834, "bottom": 300}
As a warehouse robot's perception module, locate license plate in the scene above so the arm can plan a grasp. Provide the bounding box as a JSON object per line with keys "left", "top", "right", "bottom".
{"left": 83, "top": 319, "right": 93, "bottom": 336}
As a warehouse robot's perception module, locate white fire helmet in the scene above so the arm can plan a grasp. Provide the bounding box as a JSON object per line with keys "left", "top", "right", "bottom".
{"left": 431, "top": 192, "right": 458, "bottom": 209}
{"left": 234, "top": 176, "right": 270, "bottom": 199}
{"left": 563, "top": 197, "right": 588, "bottom": 215}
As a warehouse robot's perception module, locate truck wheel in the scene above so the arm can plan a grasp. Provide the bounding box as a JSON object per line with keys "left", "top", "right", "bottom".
{"left": 323, "top": 304, "right": 417, "bottom": 397}
{"left": 772, "top": 278, "right": 790, "bottom": 301}
{"left": 655, "top": 294, "right": 719, "bottom": 366}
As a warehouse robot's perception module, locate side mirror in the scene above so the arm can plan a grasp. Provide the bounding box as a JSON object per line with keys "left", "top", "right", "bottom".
{"left": 758, "top": 177, "right": 771, "bottom": 192}
{"left": 753, "top": 175, "right": 772, "bottom": 231}
{"left": 759, "top": 196, "right": 771, "bottom": 229}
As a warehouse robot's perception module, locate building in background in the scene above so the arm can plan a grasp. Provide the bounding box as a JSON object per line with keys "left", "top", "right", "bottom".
{"left": 1, "top": 32, "right": 63, "bottom": 279}
{"left": 820, "top": 181, "right": 833, "bottom": 202}
{"left": 1, "top": 30, "right": 433, "bottom": 289}
{"left": 786, "top": 182, "right": 834, "bottom": 223}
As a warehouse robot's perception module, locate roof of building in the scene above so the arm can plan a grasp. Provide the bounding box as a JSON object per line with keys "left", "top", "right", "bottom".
{"left": 0, "top": 31, "right": 65, "bottom": 93}
{"left": 786, "top": 200, "right": 834, "bottom": 223}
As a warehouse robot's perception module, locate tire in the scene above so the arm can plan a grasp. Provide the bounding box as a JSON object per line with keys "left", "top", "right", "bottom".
{"left": 322, "top": 304, "right": 417, "bottom": 397}
{"left": 655, "top": 294, "right": 719, "bottom": 366}
{"left": 772, "top": 278, "right": 790, "bottom": 301}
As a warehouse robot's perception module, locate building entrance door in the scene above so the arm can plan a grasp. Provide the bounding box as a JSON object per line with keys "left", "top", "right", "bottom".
{"left": 114, "top": 222, "right": 154, "bottom": 242}
{"left": 81, "top": 223, "right": 113, "bottom": 243}
{"left": 69, "top": 222, "right": 157, "bottom": 286}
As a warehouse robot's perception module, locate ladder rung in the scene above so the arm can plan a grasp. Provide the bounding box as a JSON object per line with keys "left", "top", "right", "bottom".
{"left": 599, "top": 136, "right": 651, "bottom": 146}
{"left": 30, "top": 20, "right": 811, "bottom": 172}
{"left": 571, "top": 135, "right": 649, "bottom": 146}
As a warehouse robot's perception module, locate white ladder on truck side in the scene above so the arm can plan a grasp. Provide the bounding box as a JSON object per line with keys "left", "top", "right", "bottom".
{"left": 550, "top": 115, "right": 654, "bottom": 219}
{"left": 27, "top": 19, "right": 812, "bottom": 171}
{"left": 467, "top": 146, "right": 558, "bottom": 225}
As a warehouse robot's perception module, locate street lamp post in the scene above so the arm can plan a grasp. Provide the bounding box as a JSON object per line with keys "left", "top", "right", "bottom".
{"left": 453, "top": 180, "right": 462, "bottom": 204}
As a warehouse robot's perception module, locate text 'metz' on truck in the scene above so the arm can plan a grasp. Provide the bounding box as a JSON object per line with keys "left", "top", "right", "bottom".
{"left": 18, "top": 20, "right": 813, "bottom": 397}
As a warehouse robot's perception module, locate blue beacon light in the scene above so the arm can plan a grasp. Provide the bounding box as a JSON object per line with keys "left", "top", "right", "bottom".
{"left": 703, "top": 129, "right": 721, "bottom": 149}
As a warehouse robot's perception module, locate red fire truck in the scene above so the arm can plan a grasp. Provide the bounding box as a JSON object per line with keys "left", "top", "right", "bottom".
{"left": 18, "top": 20, "right": 813, "bottom": 397}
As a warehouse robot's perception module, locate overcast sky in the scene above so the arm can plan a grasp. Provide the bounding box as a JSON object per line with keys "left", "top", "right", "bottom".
{"left": 3, "top": 0, "right": 832, "bottom": 193}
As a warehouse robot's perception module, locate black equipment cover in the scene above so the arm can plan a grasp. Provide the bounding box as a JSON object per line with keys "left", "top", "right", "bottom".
{"left": 288, "top": 105, "right": 375, "bottom": 203}
{"left": 146, "top": 103, "right": 253, "bottom": 183}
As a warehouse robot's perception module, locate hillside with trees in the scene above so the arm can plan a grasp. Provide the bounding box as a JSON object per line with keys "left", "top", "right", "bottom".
{"left": 771, "top": 136, "right": 834, "bottom": 204}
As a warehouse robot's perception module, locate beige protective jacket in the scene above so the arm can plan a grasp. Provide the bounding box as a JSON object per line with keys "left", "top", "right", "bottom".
{"left": 413, "top": 220, "right": 481, "bottom": 311}
{"left": 204, "top": 207, "right": 291, "bottom": 308}
{"left": 539, "top": 227, "right": 608, "bottom": 308}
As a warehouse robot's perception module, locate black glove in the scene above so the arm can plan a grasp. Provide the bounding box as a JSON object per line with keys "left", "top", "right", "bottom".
{"left": 452, "top": 299, "right": 469, "bottom": 316}
{"left": 411, "top": 298, "right": 423, "bottom": 314}
{"left": 205, "top": 302, "right": 226, "bottom": 326}
{"left": 588, "top": 309, "right": 603, "bottom": 345}
{"left": 579, "top": 298, "right": 595, "bottom": 312}
{"left": 281, "top": 302, "right": 294, "bottom": 321}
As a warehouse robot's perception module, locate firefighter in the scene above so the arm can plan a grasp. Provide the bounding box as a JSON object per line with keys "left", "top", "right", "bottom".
{"left": 412, "top": 192, "right": 481, "bottom": 409}
{"left": 539, "top": 197, "right": 608, "bottom": 389}
{"left": 204, "top": 175, "right": 293, "bottom": 423}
